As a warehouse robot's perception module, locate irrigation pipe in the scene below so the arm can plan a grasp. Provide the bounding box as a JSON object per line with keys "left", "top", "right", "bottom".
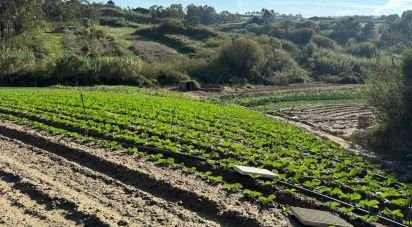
{"left": 120, "top": 141, "right": 408, "bottom": 227}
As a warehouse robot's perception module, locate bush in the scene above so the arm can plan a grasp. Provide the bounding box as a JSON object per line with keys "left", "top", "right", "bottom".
{"left": 287, "top": 28, "right": 315, "bottom": 45}
{"left": 99, "top": 17, "right": 129, "bottom": 27}
{"left": 158, "top": 19, "right": 185, "bottom": 33}
{"left": 348, "top": 42, "right": 377, "bottom": 58}
{"left": 363, "top": 57, "right": 411, "bottom": 154}
{"left": 53, "top": 54, "right": 145, "bottom": 86}
{"left": 95, "top": 56, "right": 144, "bottom": 85}
{"left": 0, "top": 48, "right": 36, "bottom": 77}
{"left": 308, "top": 48, "right": 381, "bottom": 83}
{"left": 280, "top": 40, "right": 301, "bottom": 59}
{"left": 157, "top": 70, "right": 190, "bottom": 85}
{"left": 53, "top": 53, "right": 95, "bottom": 85}
{"left": 311, "top": 35, "right": 337, "bottom": 49}
{"left": 0, "top": 48, "right": 38, "bottom": 85}
{"left": 255, "top": 35, "right": 282, "bottom": 49}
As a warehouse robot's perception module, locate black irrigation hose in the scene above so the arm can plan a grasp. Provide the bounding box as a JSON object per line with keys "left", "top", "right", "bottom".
{"left": 0, "top": 111, "right": 407, "bottom": 227}
{"left": 120, "top": 142, "right": 406, "bottom": 226}
{"left": 275, "top": 180, "right": 407, "bottom": 227}
{"left": 114, "top": 140, "right": 408, "bottom": 226}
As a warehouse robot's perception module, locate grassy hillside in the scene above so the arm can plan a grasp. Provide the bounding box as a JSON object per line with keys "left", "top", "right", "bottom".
{"left": 3, "top": 2, "right": 408, "bottom": 87}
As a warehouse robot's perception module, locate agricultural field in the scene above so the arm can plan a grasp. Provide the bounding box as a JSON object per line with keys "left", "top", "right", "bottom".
{"left": 222, "top": 86, "right": 362, "bottom": 111}
{"left": 0, "top": 87, "right": 411, "bottom": 226}
{"left": 269, "top": 104, "right": 375, "bottom": 140}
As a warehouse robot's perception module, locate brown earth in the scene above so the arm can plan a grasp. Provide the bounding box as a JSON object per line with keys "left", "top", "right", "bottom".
{"left": 0, "top": 120, "right": 291, "bottom": 227}
{"left": 270, "top": 104, "right": 375, "bottom": 140}
{"left": 133, "top": 40, "right": 179, "bottom": 62}
{"left": 190, "top": 84, "right": 359, "bottom": 98}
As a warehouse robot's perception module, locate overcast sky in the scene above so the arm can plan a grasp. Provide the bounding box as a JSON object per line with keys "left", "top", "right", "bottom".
{"left": 96, "top": 0, "right": 412, "bottom": 17}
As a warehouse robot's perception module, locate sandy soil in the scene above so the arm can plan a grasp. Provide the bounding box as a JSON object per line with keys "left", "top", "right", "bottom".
{"left": 0, "top": 120, "right": 291, "bottom": 227}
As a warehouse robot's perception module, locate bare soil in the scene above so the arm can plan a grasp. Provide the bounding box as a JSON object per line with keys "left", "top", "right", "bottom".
{"left": 271, "top": 104, "right": 375, "bottom": 140}
{"left": 191, "top": 84, "right": 359, "bottom": 98}
{"left": 133, "top": 40, "right": 179, "bottom": 62}
{"left": 0, "top": 120, "right": 291, "bottom": 227}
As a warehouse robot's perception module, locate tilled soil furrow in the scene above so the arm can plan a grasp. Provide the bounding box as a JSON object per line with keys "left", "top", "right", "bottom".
{"left": 290, "top": 104, "right": 360, "bottom": 113}
{"left": 0, "top": 179, "right": 73, "bottom": 227}
{"left": 0, "top": 168, "right": 109, "bottom": 227}
{"left": 0, "top": 135, "right": 218, "bottom": 227}
{"left": 293, "top": 106, "right": 365, "bottom": 115}
{"left": 0, "top": 121, "right": 290, "bottom": 227}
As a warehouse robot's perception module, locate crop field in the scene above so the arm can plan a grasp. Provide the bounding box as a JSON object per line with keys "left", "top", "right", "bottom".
{"left": 223, "top": 88, "right": 362, "bottom": 111}
{"left": 0, "top": 87, "right": 411, "bottom": 226}
{"left": 268, "top": 104, "right": 375, "bottom": 139}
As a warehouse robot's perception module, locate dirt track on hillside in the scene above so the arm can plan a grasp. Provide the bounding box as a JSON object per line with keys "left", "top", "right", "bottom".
{"left": 0, "top": 120, "right": 291, "bottom": 227}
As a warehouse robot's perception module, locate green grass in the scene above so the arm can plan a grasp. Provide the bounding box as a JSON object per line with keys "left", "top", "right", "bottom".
{"left": 0, "top": 86, "right": 409, "bottom": 224}
{"left": 39, "top": 33, "right": 65, "bottom": 60}
{"left": 99, "top": 26, "right": 137, "bottom": 48}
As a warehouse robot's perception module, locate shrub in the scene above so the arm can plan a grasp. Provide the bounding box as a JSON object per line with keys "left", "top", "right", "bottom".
{"left": 363, "top": 56, "right": 411, "bottom": 154}
{"left": 53, "top": 54, "right": 145, "bottom": 86}
{"left": 158, "top": 19, "right": 185, "bottom": 33}
{"left": 94, "top": 56, "right": 144, "bottom": 85}
{"left": 280, "top": 40, "right": 301, "bottom": 59}
{"left": 311, "top": 35, "right": 337, "bottom": 49}
{"left": 255, "top": 35, "right": 282, "bottom": 49}
{"left": 0, "top": 48, "right": 38, "bottom": 85}
{"left": 53, "top": 53, "right": 95, "bottom": 85}
{"left": 0, "top": 48, "right": 36, "bottom": 77}
{"left": 99, "top": 17, "right": 128, "bottom": 27}
{"left": 287, "top": 28, "right": 315, "bottom": 45}
{"left": 348, "top": 42, "right": 378, "bottom": 58}
{"left": 308, "top": 48, "right": 381, "bottom": 83}
{"left": 157, "top": 70, "right": 190, "bottom": 85}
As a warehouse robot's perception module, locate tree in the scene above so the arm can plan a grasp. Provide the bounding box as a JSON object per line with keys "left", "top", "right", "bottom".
{"left": 261, "top": 8, "right": 275, "bottom": 24}
{"left": 149, "top": 5, "right": 165, "bottom": 19}
{"left": 166, "top": 4, "right": 184, "bottom": 19}
{"left": 185, "top": 4, "right": 218, "bottom": 25}
{"left": 359, "top": 21, "right": 377, "bottom": 41}
{"left": 0, "top": 0, "right": 43, "bottom": 40}
{"left": 402, "top": 49, "right": 412, "bottom": 122}
{"left": 107, "top": 0, "right": 115, "bottom": 7}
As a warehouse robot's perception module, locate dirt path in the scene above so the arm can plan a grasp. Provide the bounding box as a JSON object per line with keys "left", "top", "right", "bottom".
{"left": 0, "top": 120, "right": 291, "bottom": 227}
